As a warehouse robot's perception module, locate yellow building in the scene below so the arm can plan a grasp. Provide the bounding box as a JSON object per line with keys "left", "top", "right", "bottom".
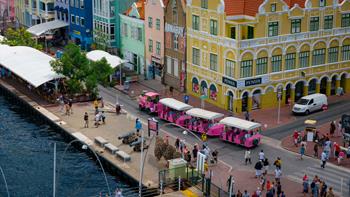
{"left": 186, "top": 0, "right": 350, "bottom": 113}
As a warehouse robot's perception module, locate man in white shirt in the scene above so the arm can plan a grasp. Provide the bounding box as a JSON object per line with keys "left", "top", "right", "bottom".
{"left": 258, "top": 150, "right": 265, "bottom": 161}
{"left": 321, "top": 151, "right": 327, "bottom": 168}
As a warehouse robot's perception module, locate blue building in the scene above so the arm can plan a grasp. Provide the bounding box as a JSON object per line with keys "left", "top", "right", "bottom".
{"left": 69, "top": 0, "right": 93, "bottom": 50}
{"left": 55, "top": 0, "right": 69, "bottom": 22}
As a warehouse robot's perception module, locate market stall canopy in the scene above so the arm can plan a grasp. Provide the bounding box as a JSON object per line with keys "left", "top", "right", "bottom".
{"left": 159, "top": 98, "right": 192, "bottom": 111}
{"left": 0, "top": 45, "right": 63, "bottom": 88}
{"left": 219, "top": 117, "right": 261, "bottom": 131}
{"left": 186, "top": 108, "right": 224, "bottom": 120}
{"left": 27, "top": 20, "right": 69, "bottom": 36}
{"left": 86, "top": 50, "right": 127, "bottom": 68}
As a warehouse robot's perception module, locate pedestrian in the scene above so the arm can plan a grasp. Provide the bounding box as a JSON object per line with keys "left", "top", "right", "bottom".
{"left": 175, "top": 138, "right": 180, "bottom": 150}
{"left": 185, "top": 151, "right": 191, "bottom": 163}
{"left": 337, "top": 121, "right": 342, "bottom": 137}
{"left": 300, "top": 143, "right": 306, "bottom": 160}
{"left": 57, "top": 95, "right": 64, "bottom": 113}
{"left": 258, "top": 150, "right": 265, "bottom": 161}
{"left": 115, "top": 102, "right": 121, "bottom": 115}
{"left": 255, "top": 187, "right": 261, "bottom": 197}
{"left": 274, "top": 168, "right": 282, "bottom": 182}
{"left": 271, "top": 181, "right": 276, "bottom": 196}
{"left": 115, "top": 188, "right": 122, "bottom": 197}
{"left": 192, "top": 144, "right": 198, "bottom": 161}
{"left": 244, "top": 149, "right": 252, "bottom": 165}
{"left": 326, "top": 187, "right": 334, "bottom": 197}
{"left": 293, "top": 130, "right": 299, "bottom": 147}
{"left": 101, "top": 111, "right": 106, "bottom": 124}
{"left": 259, "top": 175, "right": 266, "bottom": 191}
{"left": 242, "top": 190, "right": 250, "bottom": 197}
{"left": 84, "top": 112, "right": 89, "bottom": 128}
{"left": 201, "top": 133, "right": 207, "bottom": 142}
{"left": 184, "top": 94, "right": 189, "bottom": 104}
{"left": 68, "top": 98, "right": 73, "bottom": 114}
{"left": 273, "top": 157, "right": 282, "bottom": 170}
{"left": 94, "top": 99, "right": 99, "bottom": 114}
{"left": 263, "top": 158, "right": 269, "bottom": 175}
{"left": 333, "top": 142, "right": 340, "bottom": 160}
{"left": 254, "top": 160, "right": 263, "bottom": 178}
{"left": 212, "top": 149, "right": 218, "bottom": 164}
{"left": 135, "top": 118, "right": 142, "bottom": 135}
{"left": 65, "top": 101, "right": 70, "bottom": 116}
{"left": 330, "top": 121, "right": 336, "bottom": 137}
{"left": 320, "top": 181, "right": 327, "bottom": 197}
{"left": 236, "top": 190, "right": 243, "bottom": 197}
{"left": 302, "top": 175, "right": 309, "bottom": 196}
{"left": 94, "top": 113, "right": 100, "bottom": 128}
{"left": 313, "top": 142, "right": 319, "bottom": 157}
{"left": 245, "top": 111, "right": 250, "bottom": 121}
{"left": 276, "top": 181, "right": 282, "bottom": 197}
{"left": 100, "top": 97, "right": 104, "bottom": 108}
{"left": 321, "top": 151, "right": 327, "bottom": 168}
{"left": 280, "top": 191, "right": 285, "bottom": 197}
{"left": 266, "top": 180, "right": 271, "bottom": 191}
{"left": 338, "top": 151, "right": 345, "bottom": 165}
{"left": 266, "top": 189, "right": 273, "bottom": 197}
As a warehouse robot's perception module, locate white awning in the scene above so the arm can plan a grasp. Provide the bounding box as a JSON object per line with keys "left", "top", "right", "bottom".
{"left": 219, "top": 117, "right": 261, "bottom": 131}
{"left": 27, "top": 20, "right": 69, "bottom": 36}
{"left": 186, "top": 108, "right": 224, "bottom": 120}
{"left": 159, "top": 98, "right": 192, "bottom": 111}
{"left": 86, "top": 50, "right": 127, "bottom": 68}
{"left": 0, "top": 45, "right": 63, "bottom": 88}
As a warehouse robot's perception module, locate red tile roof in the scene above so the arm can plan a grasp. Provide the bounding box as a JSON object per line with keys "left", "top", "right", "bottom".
{"left": 224, "top": 0, "right": 307, "bottom": 17}
{"left": 125, "top": 0, "right": 146, "bottom": 20}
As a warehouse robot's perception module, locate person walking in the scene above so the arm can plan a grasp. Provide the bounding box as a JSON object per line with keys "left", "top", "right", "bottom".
{"left": 259, "top": 175, "right": 266, "bottom": 191}
{"left": 274, "top": 168, "right": 282, "bottom": 182}
{"left": 276, "top": 181, "right": 282, "bottom": 197}
{"left": 94, "top": 99, "right": 99, "bottom": 114}
{"left": 254, "top": 160, "right": 263, "bottom": 178}
{"left": 300, "top": 143, "right": 306, "bottom": 160}
{"left": 321, "top": 151, "right": 327, "bottom": 168}
{"left": 68, "top": 98, "right": 73, "bottom": 114}
{"left": 320, "top": 181, "right": 327, "bottom": 197}
{"left": 313, "top": 143, "right": 319, "bottom": 157}
{"left": 337, "top": 121, "right": 342, "bottom": 137}
{"left": 84, "top": 112, "right": 89, "bottom": 128}
{"left": 100, "top": 97, "right": 104, "bottom": 108}
{"left": 192, "top": 144, "right": 198, "bottom": 161}
{"left": 57, "top": 95, "right": 64, "bottom": 113}
{"left": 330, "top": 121, "right": 336, "bottom": 137}
{"left": 258, "top": 150, "right": 265, "bottom": 161}
{"left": 273, "top": 157, "right": 282, "bottom": 170}
{"left": 236, "top": 190, "right": 243, "bottom": 197}
{"left": 242, "top": 190, "right": 250, "bottom": 197}
{"left": 244, "top": 149, "right": 252, "bottom": 165}
{"left": 263, "top": 158, "right": 269, "bottom": 175}
{"left": 175, "top": 138, "right": 180, "bottom": 150}
{"left": 326, "top": 187, "right": 334, "bottom": 197}
{"left": 115, "top": 103, "right": 121, "bottom": 115}
{"left": 302, "top": 176, "right": 309, "bottom": 196}
{"left": 135, "top": 118, "right": 142, "bottom": 135}
{"left": 212, "top": 149, "right": 218, "bottom": 164}
{"left": 101, "top": 111, "right": 106, "bottom": 124}
{"left": 293, "top": 130, "right": 299, "bottom": 147}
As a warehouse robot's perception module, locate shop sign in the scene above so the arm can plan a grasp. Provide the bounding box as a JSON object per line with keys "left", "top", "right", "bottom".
{"left": 222, "top": 77, "right": 237, "bottom": 88}
{"left": 165, "top": 23, "right": 184, "bottom": 36}
{"left": 151, "top": 55, "right": 161, "bottom": 64}
{"left": 245, "top": 78, "right": 262, "bottom": 87}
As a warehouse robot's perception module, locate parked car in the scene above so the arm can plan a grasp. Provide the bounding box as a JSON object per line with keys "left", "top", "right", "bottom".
{"left": 292, "top": 93, "right": 327, "bottom": 115}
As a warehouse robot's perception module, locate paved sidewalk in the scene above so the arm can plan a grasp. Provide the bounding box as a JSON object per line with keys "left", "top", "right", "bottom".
{"left": 281, "top": 119, "right": 350, "bottom": 169}
{"left": 208, "top": 162, "right": 305, "bottom": 197}
{"left": 116, "top": 79, "right": 350, "bottom": 130}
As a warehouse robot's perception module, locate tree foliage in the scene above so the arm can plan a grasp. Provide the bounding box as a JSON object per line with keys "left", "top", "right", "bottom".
{"left": 50, "top": 43, "right": 113, "bottom": 96}
{"left": 0, "top": 28, "right": 43, "bottom": 50}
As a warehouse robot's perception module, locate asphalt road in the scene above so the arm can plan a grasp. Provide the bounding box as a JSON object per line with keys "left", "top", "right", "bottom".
{"left": 98, "top": 85, "right": 350, "bottom": 196}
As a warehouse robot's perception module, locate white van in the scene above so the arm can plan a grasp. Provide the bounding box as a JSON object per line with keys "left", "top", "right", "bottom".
{"left": 292, "top": 93, "right": 328, "bottom": 115}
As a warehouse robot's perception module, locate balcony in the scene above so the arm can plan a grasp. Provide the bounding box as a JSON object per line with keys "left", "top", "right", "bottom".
{"left": 39, "top": 9, "right": 55, "bottom": 19}
{"left": 239, "top": 27, "right": 350, "bottom": 49}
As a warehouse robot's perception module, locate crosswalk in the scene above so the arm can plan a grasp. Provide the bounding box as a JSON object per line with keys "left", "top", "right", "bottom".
{"left": 288, "top": 164, "right": 350, "bottom": 197}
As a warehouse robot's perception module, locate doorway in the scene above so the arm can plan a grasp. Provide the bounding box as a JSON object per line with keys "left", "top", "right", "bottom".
{"left": 242, "top": 92, "right": 249, "bottom": 112}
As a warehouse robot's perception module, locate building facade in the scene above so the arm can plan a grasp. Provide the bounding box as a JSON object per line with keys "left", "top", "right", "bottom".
{"left": 20, "top": 0, "right": 55, "bottom": 27}
{"left": 0, "top": 0, "right": 15, "bottom": 18}
{"left": 144, "top": 0, "right": 167, "bottom": 80}
{"left": 55, "top": 0, "right": 69, "bottom": 23}
{"left": 164, "top": 0, "right": 187, "bottom": 91}
{"left": 69, "top": 0, "right": 93, "bottom": 50}
{"left": 186, "top": 0, "right": 350, "bottom": 113}
{"left": 119, "top": 0, "right": 145, "bottom": 75}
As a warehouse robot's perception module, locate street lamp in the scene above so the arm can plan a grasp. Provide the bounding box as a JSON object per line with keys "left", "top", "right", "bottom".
{"left": 56, "top": 139, "right": 112, "bottom": 197}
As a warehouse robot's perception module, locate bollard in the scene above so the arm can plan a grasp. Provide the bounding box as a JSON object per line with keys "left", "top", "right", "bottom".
{"left": 160, "top": 180, "right": 163, "bottom": 196}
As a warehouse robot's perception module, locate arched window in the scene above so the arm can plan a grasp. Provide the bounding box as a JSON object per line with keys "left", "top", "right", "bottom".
{"left": 200, "top": 81, "right": 208, "bottom": 96}
{"left": 192, "top": 77, "right": 199, "bottom": 93}
{"left": 209, "top": 84, "right": 217, "bottom": 100}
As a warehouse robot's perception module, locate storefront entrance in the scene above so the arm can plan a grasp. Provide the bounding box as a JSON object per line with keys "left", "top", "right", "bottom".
{"left": 308, "top": 79, "right": 317, "bottom": 95}
{"left": 242, "top": 92, "right": 248, "bottom": 112}
{"left": 295, "top": 81, "right": 304, "bottom": 102}
{"left": 227, "top": 91, "right": 234, "bottom": 112}
{"left": 331, "top": 75, "right": 337, "bottom": 95}
{"left": 285, "top": 84, "right": 291, "bottom": 104}
{"left": 320, "top": 77, "right": 328, "bottom": 94}
{"left": 252, "top": 89, "right": 261, "bottom": 110}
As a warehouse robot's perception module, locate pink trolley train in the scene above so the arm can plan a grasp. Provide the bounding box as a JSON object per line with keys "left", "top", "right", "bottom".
{"left": 138, "top": 91, "right": 160, "bottom": 113}
{"left": 157, "top": 98, "right": 193, "bottom": 123}
{"left": 184, "top": 108, "right": 224, "bottom": 137}
{"left": 219, "top": 117, "right": 262, "bottom": 148}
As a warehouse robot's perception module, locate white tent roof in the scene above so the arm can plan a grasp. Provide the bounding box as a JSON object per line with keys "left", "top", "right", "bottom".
{"left": 186, "top": 108, "right": 224, "bottom": 120}
{"left": 159, "top": 98, "right": 192, "bottom": 111}
{"left": 27, "top": 20, "right": 69, "bottom": 36}
{"left": 219, "top": 117, "right": 261, "bottom": 130}
{"left": 0, "top": 45, "right": 63, "bottom": 87}
{"left": 86, "top": 50, "right": 127, "bottom": 68}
